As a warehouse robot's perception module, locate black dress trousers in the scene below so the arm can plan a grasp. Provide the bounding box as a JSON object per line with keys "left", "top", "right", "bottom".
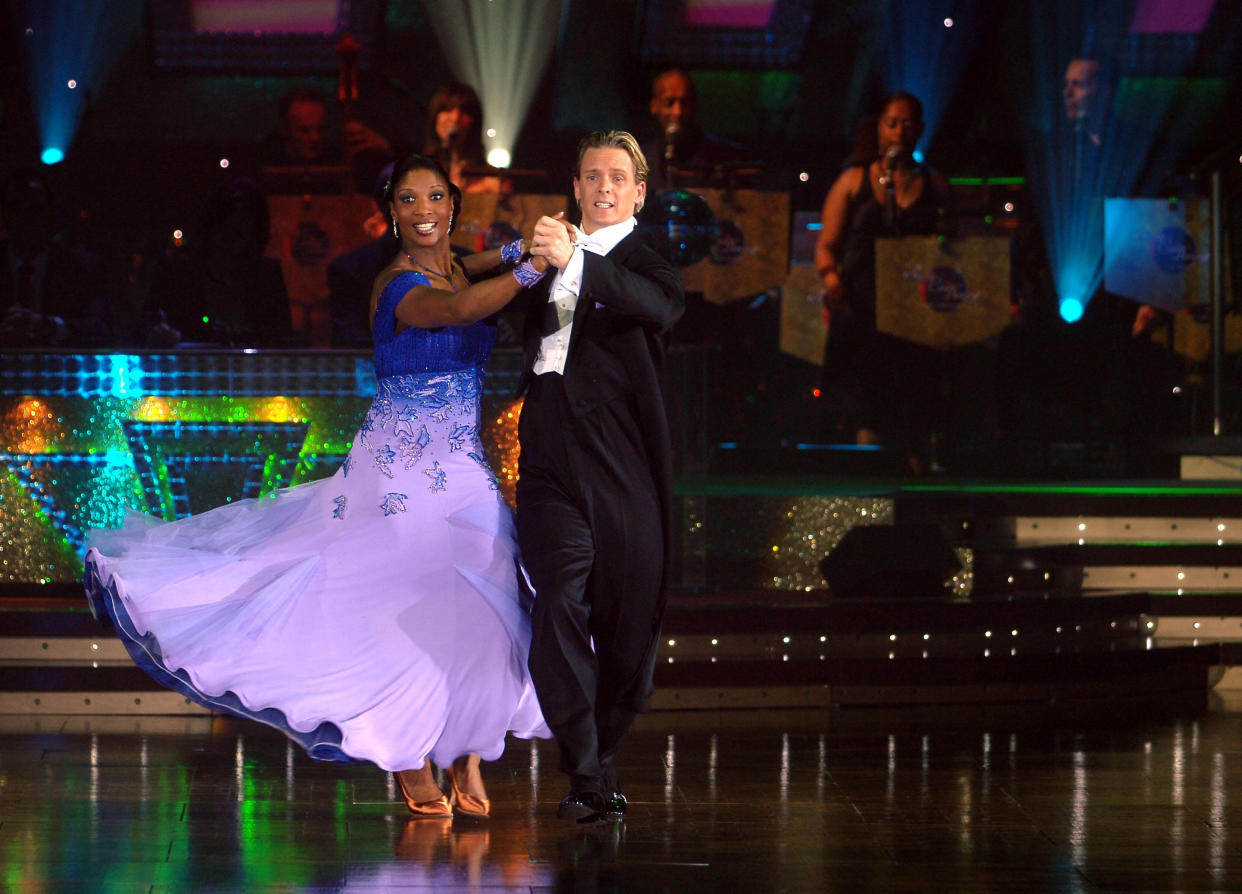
{"left": 518, "top": 372, "right": 663, "bottom": 791}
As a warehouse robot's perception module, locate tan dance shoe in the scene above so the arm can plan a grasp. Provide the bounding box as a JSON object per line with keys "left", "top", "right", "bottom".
{"left": 446, "top": 756, "right": 490, "bottom": 819}
{"left": 395, "top": 768, "right": 452, "bottom": 818}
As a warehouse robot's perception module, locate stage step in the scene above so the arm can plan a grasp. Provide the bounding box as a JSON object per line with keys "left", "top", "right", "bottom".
{"left": 895, "top": 484, "right": 1242, "bottom": 524}
{"left": 889, "top": 483, "right": 1242, "bottom": 598}
{"left": 663, "top": 477, "right": 1242, "bottom": 595}
{"left": 986, "top": 515, "right": 1242, "bottom": 544}
{"left": 651, "top": 643, "right": 1234, "bottom": 709}
{"left": 4, "top": 587, "right": 1239, "bottom": 712}
{"left": 972, "top": 543, "right": 1242, "bottom": 595}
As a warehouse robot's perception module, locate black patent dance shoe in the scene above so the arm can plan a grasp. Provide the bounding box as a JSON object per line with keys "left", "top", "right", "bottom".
{"left": 556, "top": 790, "right": 606, "bottom": 822}
{"left": 603, "top": 790, "right": 627, "bottom": 818}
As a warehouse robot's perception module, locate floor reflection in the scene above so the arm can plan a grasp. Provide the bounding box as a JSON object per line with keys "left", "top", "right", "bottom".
{"left": 553, "top": 821, "right": 627, "bottom": 893}
{"left": 7, "top": 700, "right": 1242, "bottom": 892}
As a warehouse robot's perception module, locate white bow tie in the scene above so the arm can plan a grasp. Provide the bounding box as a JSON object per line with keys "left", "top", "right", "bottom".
{"left": 573, "top": 231, "right": 603, "bottom": 253}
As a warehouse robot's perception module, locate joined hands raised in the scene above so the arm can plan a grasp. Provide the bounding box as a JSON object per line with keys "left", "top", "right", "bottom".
{"left": 528, "top": 212, "right": 579, "bottom": 271}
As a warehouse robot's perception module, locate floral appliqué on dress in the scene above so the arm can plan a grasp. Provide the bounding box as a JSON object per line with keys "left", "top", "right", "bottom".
{"left": 352, "top": 369, "right": 484, "bottom": 513}
{"left": 379, "top": 493, "right": 408, "bottom": 516}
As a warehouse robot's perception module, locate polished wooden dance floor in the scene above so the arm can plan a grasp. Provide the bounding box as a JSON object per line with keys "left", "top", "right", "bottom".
{"left": 7, "top": 696, "right": 1242, "bottom": 892}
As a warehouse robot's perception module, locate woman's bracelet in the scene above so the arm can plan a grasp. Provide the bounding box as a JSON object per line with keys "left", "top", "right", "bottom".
{"left": 512, "top": 260, "right": 546, "bottom": 288}
{"left": 500, "top": 238, "right": 524, "bottom": 267}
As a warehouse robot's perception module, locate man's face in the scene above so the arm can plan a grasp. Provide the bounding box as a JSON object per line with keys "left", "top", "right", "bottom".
{"left": 284, "top": 99, "right": 326, "bottom": 161}
{"left": 1063, "top": 60, "right": 1101, "bottom": 122}
{"left": 650, "top": 73, "right": 696, "bottom": 132}
{"left": 574, "top": 146, "right": 645, "bottom": 235}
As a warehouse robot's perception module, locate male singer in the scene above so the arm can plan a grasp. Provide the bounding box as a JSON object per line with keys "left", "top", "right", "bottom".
{"left": 521, "top": 130, "right": 684, "bottom": 821}
{"left": 640, "top": 69, "right": 743, "bottom": 191}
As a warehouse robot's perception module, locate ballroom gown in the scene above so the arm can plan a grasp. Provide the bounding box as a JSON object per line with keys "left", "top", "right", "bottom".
{"left": 84, "top": 270, "right": 549, "bottom": 771}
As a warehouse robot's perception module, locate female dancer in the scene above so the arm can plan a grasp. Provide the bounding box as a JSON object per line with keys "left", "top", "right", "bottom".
{"left": 85, "top": 154, "right": 552, "bottom": 818}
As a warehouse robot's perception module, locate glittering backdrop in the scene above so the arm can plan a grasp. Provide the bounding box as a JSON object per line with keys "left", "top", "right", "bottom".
{"left": 2, "top": 349, "right": 968, "bottom": 593}
{"left": 676, "top": 491, "right": 972, "bottom": 595}
{"left": 1, "top": 351, "right": 524, "bottom": 584}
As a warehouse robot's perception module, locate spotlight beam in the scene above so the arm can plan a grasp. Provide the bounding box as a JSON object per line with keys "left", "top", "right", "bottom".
{"left": 1019, "top": 0, "right": 1232, "bottom": 318}
{"left": 423, "top": 0, "right": 561, "bottom": 167}
{"left": 11, "top": 0, "right": 140, "bottom": 162}
{"left": 877, "top": 0, "right": 992, "bottom": 157}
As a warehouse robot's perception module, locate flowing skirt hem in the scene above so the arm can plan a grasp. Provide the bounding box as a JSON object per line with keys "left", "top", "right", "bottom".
{"left": 86, "top": 549, "right": 355, "bottom": 763}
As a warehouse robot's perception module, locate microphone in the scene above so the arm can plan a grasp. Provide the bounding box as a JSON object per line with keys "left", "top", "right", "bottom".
{"left": 880, "top": 145, "right": 902, "bottom": 230}
{"left": 878, "top": 144, "right": 902, "bottom": 189}
{"left": 663, "top": 122, "right": 680, "bottom": 162}
{"left": 437, "top": 129, "right": 458, "bottom": 167}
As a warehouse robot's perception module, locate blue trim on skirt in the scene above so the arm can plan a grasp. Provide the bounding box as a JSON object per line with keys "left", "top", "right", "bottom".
{"left": 84, "top": 555, "right": 354, "bottom": 764}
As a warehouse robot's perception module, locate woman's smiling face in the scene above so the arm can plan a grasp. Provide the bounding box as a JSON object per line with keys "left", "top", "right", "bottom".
{"left": 389, "top": 167, "right": 453, "bottom": 246}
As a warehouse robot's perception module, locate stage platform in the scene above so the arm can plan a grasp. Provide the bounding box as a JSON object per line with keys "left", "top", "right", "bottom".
{"left": 7, "top": 346, "right": 1242, "bottom": 891}
{"left": 5, "top": 697, "right": 1242, "bottom": 892}
{"left": 6, "top": 473, "right": 1242, "bottom": 714}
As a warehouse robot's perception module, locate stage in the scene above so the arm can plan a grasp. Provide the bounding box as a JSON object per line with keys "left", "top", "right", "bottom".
{"left": 6, "top": 350, "right": 1242, "bottom": 890}
{"left": 5, "top": 697, "right": 1242, "bottom": 892}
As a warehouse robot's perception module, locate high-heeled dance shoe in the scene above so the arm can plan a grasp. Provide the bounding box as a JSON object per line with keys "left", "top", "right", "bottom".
{"left": 445, "top": 762, "right": 491, "bottom": 819}
{"left": 395, "top": 769, "right": 452, "bottom": 818}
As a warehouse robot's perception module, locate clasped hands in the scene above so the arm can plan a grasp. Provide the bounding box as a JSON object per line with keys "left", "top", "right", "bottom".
{"left": 527, "top": 213, "right": 578, "bottom": 272}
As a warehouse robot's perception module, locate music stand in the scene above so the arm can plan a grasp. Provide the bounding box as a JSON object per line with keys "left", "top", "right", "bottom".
{"left": 1104, "top": 198, "right": 1211, "bottom": 313}
{"left": 874, "top": 236, "right": 1012, "bottom": 349}
{"left": 677, "top": 189, "right": 790, "bottom": 304}
{"left": 779, "top": 264, "right": 828, "bottom": 366}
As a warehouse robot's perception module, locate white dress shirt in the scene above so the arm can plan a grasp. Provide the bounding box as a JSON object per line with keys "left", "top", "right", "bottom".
{"left": 532, "top": 217, "right": 636, "bottom": 377}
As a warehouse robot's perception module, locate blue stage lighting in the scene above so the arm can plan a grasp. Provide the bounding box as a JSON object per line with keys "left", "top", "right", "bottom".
{"left": 878, "top": 1, "right": 993, "bottom": 156}
{"left": 15, "top": 0, "right": 140, "bottom": 167}
{"left": 1017, "top": 1, "right": 1236, "bottom": 324}
{"left": 40, "top": 147, "right": 64, "bottom": 165}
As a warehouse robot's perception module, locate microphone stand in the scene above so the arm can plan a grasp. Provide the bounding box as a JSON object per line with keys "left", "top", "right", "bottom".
{"left": 1186, "top": 142, "right": 1237, "bottom": 437}
{"left": 335, "top": 33, "right": 361, "bottom": 195}
{"left": 881, "top": 156, "right": 898, "bottom": 232}
{"left": 662, "top": 124, "right": 678, "bottom": 191}
{"left": 1211, "top": 168, "right": 1224, "bottom": 436}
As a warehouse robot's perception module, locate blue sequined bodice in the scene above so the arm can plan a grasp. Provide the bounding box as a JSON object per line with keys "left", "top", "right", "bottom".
{"left": 372, "top": 271, "right": 496, "bottom": 379}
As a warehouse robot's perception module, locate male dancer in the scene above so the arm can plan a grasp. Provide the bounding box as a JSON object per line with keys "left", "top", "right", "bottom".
{"left": 522, "top": 130, "right": 684, "bottom": 820}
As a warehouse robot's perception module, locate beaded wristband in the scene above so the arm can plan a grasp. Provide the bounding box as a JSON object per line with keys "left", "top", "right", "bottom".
{"left": 500, "top": 238, "right": 524, "bottom": 267}
{"left": 512, "top": 260, "right": 546, "bottom": 288}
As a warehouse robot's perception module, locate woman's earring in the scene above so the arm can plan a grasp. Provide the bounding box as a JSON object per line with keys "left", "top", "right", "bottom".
{"left": 392, "top": 218, "right": 399, "bottom": 239}
{"left": 448, "top": 214, "right": 455, "bottom": 233}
